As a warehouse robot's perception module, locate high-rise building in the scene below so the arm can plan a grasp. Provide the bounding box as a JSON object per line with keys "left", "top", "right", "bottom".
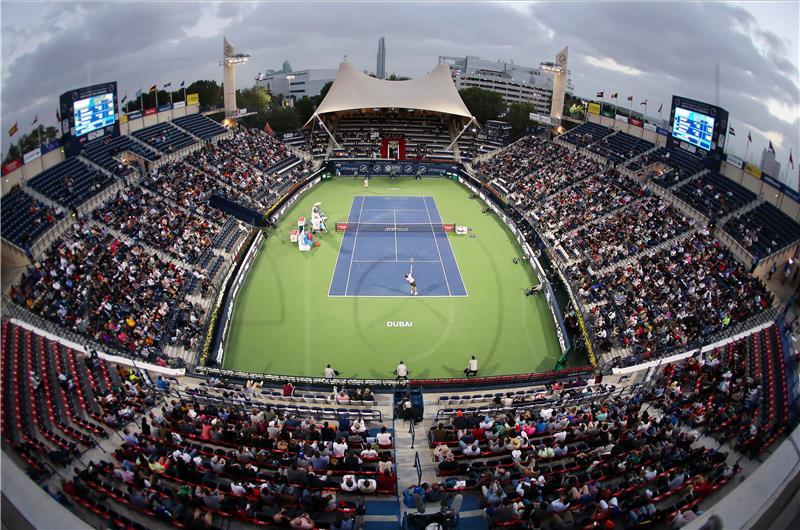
{"left": 438, "top": 54, "right": 571, "bottom": 116}
{"left": 256, "top": 68, "right": 338, "bottom": 100}
{"left": 376, "top": 36, "right": 386, "bottom": 79}
{"left": 760, "top": 148, "right": 782, "bottom": 178}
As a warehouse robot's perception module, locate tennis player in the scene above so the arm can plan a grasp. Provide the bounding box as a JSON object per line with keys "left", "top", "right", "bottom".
{"left": 404, "top": 260, "right": 418, "bottom": 295}
{"left": 364, "top": 176, "right": 369, "bottom": 190}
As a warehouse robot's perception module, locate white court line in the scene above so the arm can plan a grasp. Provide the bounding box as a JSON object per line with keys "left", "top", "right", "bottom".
{"left": 351, "top": 259, "right": 441, "bottom": 263}
{"left": 327, "top": 196, "right": 357, "bottom": 297}
{"left": 360, "top": 208, "right": 430, "bottom": 212}
{"left": 423, "top": 197, "right": 452, "bottom": 296}
{"left": 328, "top": 294, "right": 468, "bottom": 298}
{"left": 343, "top": 196, "right": 366, "bottom": 296}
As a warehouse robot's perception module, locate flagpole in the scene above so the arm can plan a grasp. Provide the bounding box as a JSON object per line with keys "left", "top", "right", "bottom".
{"left": 740, "top": 138, "right": 750, "bottom": 184}
{"left": 627, "top": 97, "right": 633, "bottom": 134}
{"left": 169, "top": 87, "right": 174, "bottom": 119}
{"left": 641, "top": 102, "right": 647, "bottom": 139}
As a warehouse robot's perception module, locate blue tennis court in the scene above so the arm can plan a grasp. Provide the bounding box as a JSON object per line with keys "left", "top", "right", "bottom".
{"left": 329, "top": 196, "right": 467, "bottom": 297}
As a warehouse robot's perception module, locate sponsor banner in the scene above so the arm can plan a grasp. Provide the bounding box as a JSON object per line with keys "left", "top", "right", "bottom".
{"left": 23, "top": 147, "right": 42, "bottom": 164}
{"left": 615, "top": 114, "right": 628, "bottom": 123}
{"left": 656, "top": 126, "right": 669, "bottom": 136}
{"left": 119, "top": 114, "right": 128, "bottom": 124}
{"left": 587, "top": 102, "right": 601, "bottom": 115}
{"left": 600, "top": 107, "right": 615, "bottom": 118}
{"left": 172, "top": 100, "right": 186, "bottom": 109}
{"left": 158, "top": 103, "right": 173, "bottom": 112}
{"left": 41, "top": 140, "right": 61, "bottom": 155}
{"left": 443, "top": 224, "right": 455, "bottom": 232}
{"left": 127, "top": 110, "right": 143, "bottom": 120}
{"left": 629, "top": 117, "right": 643, "bottom": 127}
{"left": 186, "top": 93, "right": 200, "bottom": 106}
{"left": 726, "top": 154, "right": 744, "bottom": 169}
{"left": 528, "top": 112, "right": 553, "bottom": 124}
{"left": 2, "top": 158, "right": 22, "bottom": 176}
{"left": 744, "top": 162, "right": 761, "bottom": 178}
{"left": 144, "top": 108, "right": 157, "bottom": 116}
{"left": 237, "top": 108, "right": 248, "bottom": 117}
{"left": 643, "top": 122, "right": 657, "bottom": 132}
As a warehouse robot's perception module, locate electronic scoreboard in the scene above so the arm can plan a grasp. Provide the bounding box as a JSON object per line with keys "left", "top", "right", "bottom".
{"left": 667, "top": 96, "right": 729, "bottom": 169}
{"left": 59, "top": 82, "right": 120, "bottom": 157}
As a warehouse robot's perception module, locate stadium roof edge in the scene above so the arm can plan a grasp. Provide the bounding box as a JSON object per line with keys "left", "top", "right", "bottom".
{"left": 305, "top": 61, "right": 474, "bottom": 126}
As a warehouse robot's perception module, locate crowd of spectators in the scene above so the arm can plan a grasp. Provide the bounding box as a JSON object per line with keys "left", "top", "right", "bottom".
{"left": 556, "top": 193, "right": 694, "bottom": 269}
{"left": 91, "top": 187, "right": 222, "bottom": 265}
{"left": 569, "top": 229, "right": 771, "bottom": 353}
{"left": 143, "top": 161, "right": 240, "bottom": 220}
{"left": 217, "top": 128, "right": 295, "bottom": 173}
{"left": 426, "top": 383, "right": 739, "bottom": 529}
{"left": 9, "top": 221, "right": 189, "bottom": 358}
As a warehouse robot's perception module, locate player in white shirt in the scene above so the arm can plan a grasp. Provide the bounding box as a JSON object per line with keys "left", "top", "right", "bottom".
{"left": 395, "top": 361, "right": 408, "bottom": 379}
{"left": 323, "top": 364, "right": 336, "bottom": 379}
{"left": 364, "top": 176, "right": 369, "bottom": 190}
{"left": 464, "top": 355, "right": 478, "bottom": 377}
{"left": 404, "top": 260, "right": 418, "bottom": 295}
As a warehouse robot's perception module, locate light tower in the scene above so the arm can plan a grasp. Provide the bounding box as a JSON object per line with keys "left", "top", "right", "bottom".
{"left": 544, "top": 47, "right": 569, "bottom": 127}
{"left": 220, "top": 36, "right": 250, "bottom": 119}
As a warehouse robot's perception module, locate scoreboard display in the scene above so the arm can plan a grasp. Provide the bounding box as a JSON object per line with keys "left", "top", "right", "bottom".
{"left": 671, "top": 107, "right": 714, "bottom": 151}
{"left": 74, "top": 93, "right": 116, "bottom": 137}
{"left": 667, "top": 96, "right": 729, "bottom": 169}
{"left": 59, "top": 82, "right": 120, "bottom": 157}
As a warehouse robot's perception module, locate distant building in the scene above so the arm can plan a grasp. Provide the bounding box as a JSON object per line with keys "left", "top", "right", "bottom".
{"left": 256, "top": 68, "right": 338, "bottom": 100}
{"left": 377, "top": 37, "right": 386, "bottom": 80}
{"left": 438, "top": 55, "right": 570, "bottom": 115}
{"left": 760, "top": 148, "right": 782, "bottom": 178}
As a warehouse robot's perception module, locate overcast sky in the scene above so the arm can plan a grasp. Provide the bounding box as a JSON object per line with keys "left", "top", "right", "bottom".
{"left": 2, "top": 1, "right": 798, "bottom": 186}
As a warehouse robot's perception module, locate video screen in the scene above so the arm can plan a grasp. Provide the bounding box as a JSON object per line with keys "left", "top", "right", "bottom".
{"left": 73, "top": 93, "right": 116, "bottom": 137}
{"left": 671, "top": 107, "right": 714, "bottom": 151}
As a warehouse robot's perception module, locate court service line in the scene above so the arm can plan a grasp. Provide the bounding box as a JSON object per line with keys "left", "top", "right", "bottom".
{"left": 343, "top": 196, "right": 366, "bottom": 296}
{"left": 351, "top": 259, "right": 441, "bottom": 263}
{"left": 423, "top": 198, "right": 452, "bottom": 296}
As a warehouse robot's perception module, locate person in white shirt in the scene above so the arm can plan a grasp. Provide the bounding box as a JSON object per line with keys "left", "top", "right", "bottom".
{"left": 357, "top": 478, "right": 377, "bottom": 493}
{"left": 405, "top": 261, "right": 418, "bottom": 295}
{"left": 332, "top": 438, "right": 348, "bottom": 458}
{"left": 375, "top": 426, "right": 392, "bottom": 447}
{"left": 323, "top": 364, "right": 336, "bottom": 379}
{"left": 395, "top": 361, "right": 408, "bottom": 379}
{"left": 341, "top": 475, "right": 359, "bottom": 492}
{"left": 364, "top": 176, "right": 369, "bottom": 190}
{"left": 464, "top": 355, "right": 478, "bottom": 377}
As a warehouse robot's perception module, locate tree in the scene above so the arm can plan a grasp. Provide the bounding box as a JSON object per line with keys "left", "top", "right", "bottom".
{"left": 315, "top": 81, "right": 333, "bottom": 105}
{"left": 506, "top": 102, "right": 538, "bottom": 136}
{"left": 458, "top": 87, "right": 505, "bottom": 125}
{"left": 294, "top": 96, "right": 316, "bottom": 124}
{"left": 2, "top": 125, "right": 59, "bottom": 164}
{"left": 185, "top": 80, "right": 223, "bottom": 111}
{"left": 563, "top": 93, "right": 585, "bottom": 120}
{"left": 387, "top": 73, "right": 411, "bottom": 81}
{"left": 236, "top": 86, "right": 271, "bottom": 114}
{"left": 263, "top": 106, "right": 300, "bottom": 133}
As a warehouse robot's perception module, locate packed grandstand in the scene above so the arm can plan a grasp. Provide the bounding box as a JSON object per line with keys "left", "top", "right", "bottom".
{"left": 1, "top": 37, "right": 800, "bottom": 530}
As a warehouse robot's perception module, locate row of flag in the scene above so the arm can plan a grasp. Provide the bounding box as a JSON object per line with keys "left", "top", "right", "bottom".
{"left": 727, "top": 127, "right": 793, "bottom": 169}
{"left": 596, "top": 91, "right": 663, "bottom": 113}
{"left": 8, "top": 80, "right": 190, "bottom": 140}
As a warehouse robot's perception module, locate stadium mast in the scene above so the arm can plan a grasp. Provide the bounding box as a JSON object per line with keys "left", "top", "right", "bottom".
{"left": 220, "top": 36, "right": 250, "bottom": 120}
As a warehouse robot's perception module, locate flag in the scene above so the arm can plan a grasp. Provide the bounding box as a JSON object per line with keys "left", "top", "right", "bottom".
{"left": 56, "top": 109, "right": 61, "bottom": 122}
{"left": 121, "top": 94, "right": 128, "bottom": 104}
{"left": 31, "top": 115, "right": 38, "bottom": 126}
{"left": 728, "top": 126, "right": 735, "bottom": 136}
{"left": 180, "top": 80, "right": 185, "bottom": 88}
{"left": 163, "top": 82, "right": 171, "bottom": 88}
{"left": 626, "top": 95, "right": 634, "bottom": 102}
{"left": 263, "top": 121, "right": 274, "bottom": 136}
{"left": 747, "top": 131, "right": 752, "bottom": 143}
{"left": 148, "top": 84, "right": 157, "bottom": 93}
{"left": 610, "top": 92, "right": 618, "bottom": 99}
{"left": 8, "top": 122, "right": 18, "bottom": 136}
{"left": 768, "top": 141, "right": 775, "bottom": 154}
{"left": 789, "top": 150, "right": 794, "bottom": 169}
{"left": 657, "top": 103, "right": 663, "bottom": 113}
{"left": 596, "top": 91, "right": 604, "bottom": 98}
{"left": 640, "top": 99, "right": 647, "bottom": 106}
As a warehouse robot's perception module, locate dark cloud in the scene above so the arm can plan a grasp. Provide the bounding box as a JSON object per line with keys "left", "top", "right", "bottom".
{"left": 1, "top": 1, "right": 797, "bottom": 182}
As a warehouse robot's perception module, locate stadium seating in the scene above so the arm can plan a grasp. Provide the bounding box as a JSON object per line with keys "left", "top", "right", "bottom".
{"left": 558, "top": 122, "right": 613, "bottom": 148}
{"left": 0, "top": 186, "right": 64, "bottom": 248}
{"left": 723, "top": 202, "right": 800, "bottom": 258}
{"left": 131, "top": 121, "right": 197, "bottom": 154}
{"left": 82, "top": 135, "right": 160, "bottom": 176}
{"left": 588, "top": 130, "right": 654, "bottom": 164}
{"left": 629, "top": 147, "right": 704, "bottom": 186}
{"left": 172, "top": 113, "right": 228, "bottom": 140}
{"left": 672, "top": 170, "right": 756, "bottom": 221}
{"left": 27, "top": 158, "right": 115, "bottom": 208}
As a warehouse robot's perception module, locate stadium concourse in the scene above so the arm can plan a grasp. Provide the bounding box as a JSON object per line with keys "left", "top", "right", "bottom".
{"left": 1, "top": 92, "right": 800, "bottom": 528}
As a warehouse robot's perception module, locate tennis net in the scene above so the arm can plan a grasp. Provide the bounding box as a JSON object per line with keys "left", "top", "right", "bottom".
{"left": 335, "top": 222, "right": 455, "bottom": 233}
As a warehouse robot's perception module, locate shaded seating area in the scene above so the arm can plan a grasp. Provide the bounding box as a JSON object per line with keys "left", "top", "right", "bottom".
{"left": 132, "top": 122, "right": 197, "bottom": 154}
{"left": 672, "top": 171, "right": 756, "bottom": 221}
{"left": 0, "top": 186, "right": 63, "bottom": 248}
{"left": 27, "top": 158, "right": 115, "bottom": 208}
{"left": 558, "top": 122, "right": 613, "bottom": 148}
{"left": 173, "top": 113, "right": 228, "bottom": 140}
{"left": 723, "top": 202, "right": 800, "bottom": 258}
{"left": 82, "top": 135, "right": 160, "bottom": 176}
{"left": 588, "top": 131, "right": 654, "bottom": 164}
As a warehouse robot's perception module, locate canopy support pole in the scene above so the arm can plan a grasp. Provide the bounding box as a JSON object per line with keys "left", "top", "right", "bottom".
{"left": 446, "top": 117, "right": 476, "bottom": 152}
{"left": 315, "top": 116, "right": 342, "bottom": 150}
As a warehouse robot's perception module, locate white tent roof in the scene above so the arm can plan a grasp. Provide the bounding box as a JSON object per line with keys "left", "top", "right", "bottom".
{"left": 309, "top": 62, "right": 473, "bottom": 122}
